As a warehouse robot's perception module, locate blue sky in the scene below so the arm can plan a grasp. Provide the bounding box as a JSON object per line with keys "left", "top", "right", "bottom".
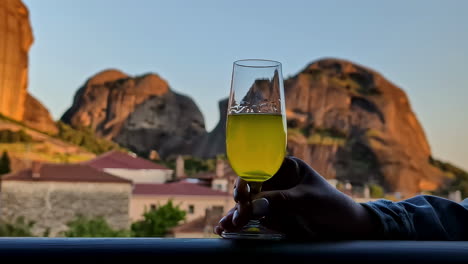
{"left": 23, "top": 0, "right": 468, "bottom": 169}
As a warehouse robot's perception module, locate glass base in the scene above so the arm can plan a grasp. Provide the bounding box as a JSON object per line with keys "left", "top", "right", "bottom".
{"left": 221, "top": 220, "right": 285, "bottom": 240}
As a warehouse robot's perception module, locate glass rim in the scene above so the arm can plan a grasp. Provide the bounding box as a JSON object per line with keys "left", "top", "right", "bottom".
{"left": 234, "top": 59, "right": 282, "bottom": 68}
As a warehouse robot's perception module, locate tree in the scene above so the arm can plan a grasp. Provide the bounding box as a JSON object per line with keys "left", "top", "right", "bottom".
{"left": 131, "top": 200, "right": 186, "bottom": 237}
{"left": 62, "top": 215, "right": 129, "bottom": 237}
{"left": 369, "top": 183, "right": 384, "bottom": 198}
{"left": 0, "top": 216, "right": 35, "bottom": 237}
{"left": 0, "top": 151, "right": 11, "bottom": 175}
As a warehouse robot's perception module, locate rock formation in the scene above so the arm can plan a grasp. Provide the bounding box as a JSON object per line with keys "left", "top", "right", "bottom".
{"left": 61, "top": 70, "right": 206, "bottom": 158}
{"left": 22, "top": 93, "right": 58, "bottom": 134}
{"left": 0, "top": 0, "right": 58, "bottom": 134}
{"left": 194, "top": 58, "right": 445, "bottom": 196}
{"left": 0, "top": 0, "right": 33, "bottom": 121}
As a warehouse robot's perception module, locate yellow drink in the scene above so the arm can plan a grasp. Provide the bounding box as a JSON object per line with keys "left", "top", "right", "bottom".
{"left": 226, "top": 113, "right": 287, "bottom": 182}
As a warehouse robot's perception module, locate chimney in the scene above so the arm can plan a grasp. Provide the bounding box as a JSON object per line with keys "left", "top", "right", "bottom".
{"left": 148, "top": 150, "right": 160, "bottom": 161}
{"left": 215, "top": 158, "right": 224, "bottom": 178}
{"left": 31, "top": 161, "right": 42, "bottom": 179}
{"left": 175, "top": 155, "right": 185, "bottom": 179}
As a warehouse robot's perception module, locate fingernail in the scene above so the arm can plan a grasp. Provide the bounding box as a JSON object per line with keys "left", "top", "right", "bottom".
{"left": 232, "top": 210, "right": 239, "bottom": 226}
{"left": 252, "top": 198, "right": 270, "bottom": 217}
{"left": 219, "top": 216, "right": 227, "bottom": 224}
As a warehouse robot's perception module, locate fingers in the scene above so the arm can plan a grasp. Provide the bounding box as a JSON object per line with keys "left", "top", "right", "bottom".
{"left": 214, "top": 200, "right": 252, "bottom": 235}
{"left": 233, "top": 177, "right": 250, "bottom": 203}
{"left": 215, "top": 207, "right": 236, "bottom": 235}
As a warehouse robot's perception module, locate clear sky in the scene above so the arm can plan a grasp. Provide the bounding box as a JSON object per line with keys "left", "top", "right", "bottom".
{"left": 23, "top": 0, "right": 468, "bottom": 169}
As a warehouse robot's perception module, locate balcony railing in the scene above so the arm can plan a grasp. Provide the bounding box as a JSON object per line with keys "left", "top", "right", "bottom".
{"left": 0, "top": 238, "right": 467, "bottom": 263}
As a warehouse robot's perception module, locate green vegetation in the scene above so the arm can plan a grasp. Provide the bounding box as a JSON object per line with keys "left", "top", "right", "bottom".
{"left": 302, "top": 69, "right": 323, "bottom": 81}
{"left": 55, "top": 121, "right": 122, "bottom": 154}
{"left": 0, "top": 217, "right": 35, "bottom": 237}
{"left": 131, "top": 200, "right": 186, "bottom": 237}
{"left": 0, "top": 151, "right": 10, "bottom": 175}
{"left": 62, "top": 215, "right": 129, "bottom": 237}
{"left": 0, "top": 129, "right": 33, "bottom": 143}
{"left": 369, "top": 184, "right": 384, "bottom": 198}
{"left": 430, "top": 157, "right": 468, "bottom": 198}
{"left": 307, "top": 127, "right": 347, "bottom": 146}
{"left": 0, "top": 143, "right": 94, "bottom": 164}
{"left": 329, "top": 75, "right": 380, "bottom": 96}
{"left": 0, "top": 114, "right": 49, "bottom": 136}
{"left": 365, "top": 128, "right": 382, "bottom": 139}
{"left": 287, "top": 128, "right": 304, "bottom": 137}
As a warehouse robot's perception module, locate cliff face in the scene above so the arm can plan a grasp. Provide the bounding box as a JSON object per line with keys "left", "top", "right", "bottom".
{"left": 0, "top": 0, "right": 58, "bottom": 134}
{"left": 284, "top": 58, "right": 442, "bottom": 196}
{"left": 61, "top": 70, "right": 206, "bottom": 158}
{"left": 22, "top": 93, "right": 58, "bottom": 134}
{"left": 194, "top": 58, "right": 444, "bottom": 196}
{"left": 0, "top": 0, "right": 33, "bottom": 121}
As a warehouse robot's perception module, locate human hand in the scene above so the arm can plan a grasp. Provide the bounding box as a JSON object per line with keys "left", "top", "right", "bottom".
{"left": 214, "top": 156, "right": 381, "bottom": 240}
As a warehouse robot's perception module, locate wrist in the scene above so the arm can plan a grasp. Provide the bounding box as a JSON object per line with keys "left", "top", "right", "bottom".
{"left": 354, "top": 203, "right": 383, "bottom": 239}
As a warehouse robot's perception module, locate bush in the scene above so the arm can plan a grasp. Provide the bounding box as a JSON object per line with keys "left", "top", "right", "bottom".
{"left": 430, "top": 157, "right": 468, "bottom": 198}
{"left": 0, "top": 216, "right": 35, "bottom": 237}
{"left": 55, "top": 122, "right": 122, "bottom": 154}
{"left": 131, "top": 200, "right": 186, "bottom": 237}
{"left": 0, "top": 129, "right": 33, "bottom": 143}
{"left": 0, "top": 151, "right": 10, "bottom": 175}
{"left": 369, "top": 184, "right": 384, "bottom": 198}
{"left": 62, "top": 215, "right": 129, "bottom": 237}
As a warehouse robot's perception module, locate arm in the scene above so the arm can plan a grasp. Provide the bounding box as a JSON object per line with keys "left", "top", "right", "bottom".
{"left": 363, "top": 195, "right": 468, "bottom": 240}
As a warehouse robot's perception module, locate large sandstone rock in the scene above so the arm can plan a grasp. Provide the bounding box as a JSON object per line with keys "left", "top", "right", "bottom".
{"left": 0, "top": 0, "right": 58, "bottom": 134}
{"left": 0, "top": 0, "right": 33, "bottom": 121}
{"left": 194, "top": 58, "right": 444, "bottom": 197}
{"left": 61, "top": 70, "right": 206, "bottom": 158}
{"left": 22, "top": 93, "right": 58, "bottom": 134}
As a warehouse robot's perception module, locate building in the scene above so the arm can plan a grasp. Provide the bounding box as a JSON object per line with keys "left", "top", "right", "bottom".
{"left": 130, "top": 180, "right": 235, "bottom": 223}
{"left": 0, "top": 162, "right": 132, "bottom": 237}
{"left": 85, "top": 150, "right": 173, "bottom": 184}
{"left": 189, "top": 159, "right": 237, "bottom": 194}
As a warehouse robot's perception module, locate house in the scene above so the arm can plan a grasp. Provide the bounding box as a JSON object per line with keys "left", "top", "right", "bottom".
{"left": 0, "top": 162, "right": 132, "bottom": 237}
{"left": 84, "top": 150, "right": 173, "bottom": 184}
{"left": 130, "top": 180, "right": 235, "bottom": 223}
{"left": 189, "top": 158, "right": 237, "bottom": 194}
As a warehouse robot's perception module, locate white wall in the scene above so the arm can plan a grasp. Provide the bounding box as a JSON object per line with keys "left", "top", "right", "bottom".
{"left": 104, "top": 168, "right": 173, "bottom": 184}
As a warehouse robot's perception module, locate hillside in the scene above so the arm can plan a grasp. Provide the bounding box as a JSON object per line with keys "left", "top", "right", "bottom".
{"left": 0, "top": 116, "right": 95, "bottom": 172}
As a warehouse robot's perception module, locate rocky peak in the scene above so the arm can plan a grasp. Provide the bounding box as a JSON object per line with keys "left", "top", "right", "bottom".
{"left": 0, "top": 0, "right": 33, "bottom": 121}
{"left": 193, "top": 58, "right": 444, "bottom": 197}
{"left": 0, "top": 0, "right": 57, "bottom": 134}
{"left": 61, "top": 70, "right": 206, "bottom": 158}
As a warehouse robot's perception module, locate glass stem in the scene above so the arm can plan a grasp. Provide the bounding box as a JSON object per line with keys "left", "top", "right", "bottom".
{"left": 248, "top": 182, "right": 263, "bottom": 198}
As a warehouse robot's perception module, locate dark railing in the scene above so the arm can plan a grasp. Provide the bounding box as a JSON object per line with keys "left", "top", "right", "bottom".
{"left": 0, "top": 238, "right": 467, "bottom": 263}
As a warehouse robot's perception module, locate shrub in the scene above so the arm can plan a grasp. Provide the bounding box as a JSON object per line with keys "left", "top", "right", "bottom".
{"left": 131, "top": 200, "right": 186, "bottom": 237}
{"left": 62, "top": 215, "right": 129, "bottom": 237}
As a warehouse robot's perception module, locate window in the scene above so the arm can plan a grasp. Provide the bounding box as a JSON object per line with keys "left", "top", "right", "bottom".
{"left": 212, "top": 206, "right": 224, "bottom": 214}
{"left": 150, "top": 204, "right": 157, "bottom": 211}
{"left": 188, "top": 205, "right": 195, "bottom": 214}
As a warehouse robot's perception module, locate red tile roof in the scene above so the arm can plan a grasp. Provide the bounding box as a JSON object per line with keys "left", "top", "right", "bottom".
{"left": 1, "top": 163, "right": 132, "bottom": 184}
{"left": 84, "top": 150, "right": 170, "bottom": 170}
{"left": 132, "top": 181, "right": 230, "bottom": 196}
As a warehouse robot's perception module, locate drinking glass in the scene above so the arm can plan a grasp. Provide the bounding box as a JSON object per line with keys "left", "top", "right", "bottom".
{"left": 221, "top": 59, "right": 287, "bottom": 240}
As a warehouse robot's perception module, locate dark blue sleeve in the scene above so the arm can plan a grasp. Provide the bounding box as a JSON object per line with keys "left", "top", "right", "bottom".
{"left": 362, "top": 195, "right": 468, "bottom": 240}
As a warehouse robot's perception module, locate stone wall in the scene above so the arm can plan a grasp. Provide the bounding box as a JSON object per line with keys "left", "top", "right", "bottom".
{"left": 0, "top": 181, "right": 131, "bottom": 237}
